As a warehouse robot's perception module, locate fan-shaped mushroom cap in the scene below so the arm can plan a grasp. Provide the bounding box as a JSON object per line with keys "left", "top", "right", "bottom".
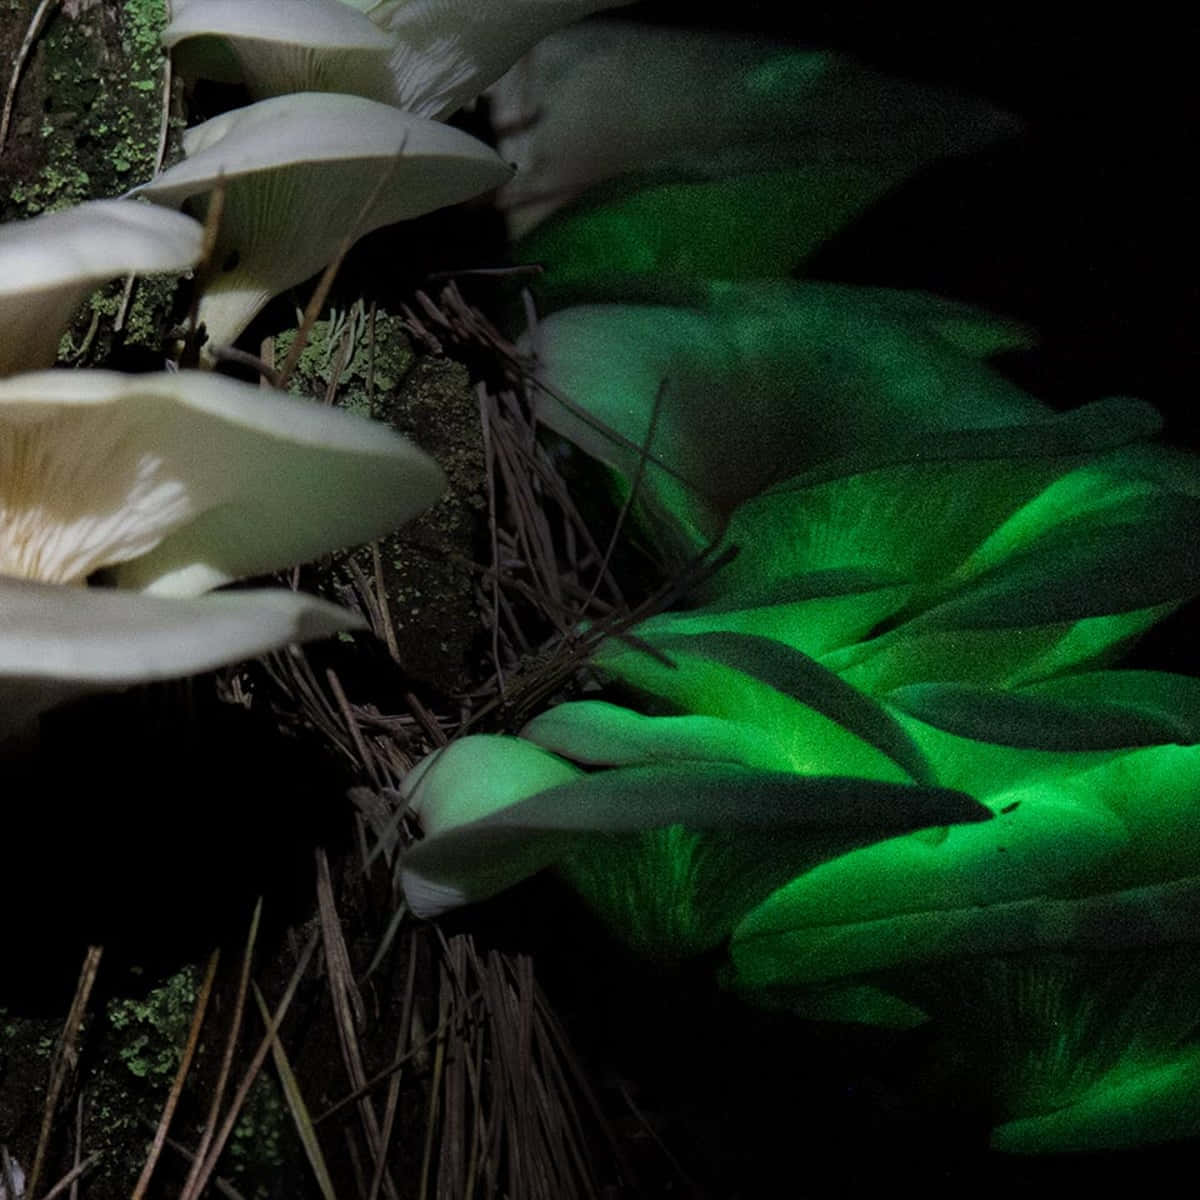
{"left": 370, "top": 0, "right": 635, "bottom": 119}
{"left": 530, "top": 281, "right": 1060, "bottom": 551}
{"left": 0, "top": 200, "right": 204, "bottom": 375}
{"left": 164, "top": 0, "right": 633, "bottom": 118}
{"left": 163, "top": 0, "right": 397, "bottom": 101}
{"left": 490, "top": 21, "right": 1015, "bottom": 240}
{"left": 0, "top": 368, "right": 445, "bottom": 596}
{"left": 0, "top": 575, "right": 360, "bottom": 740}
{"left": 134, "top": 92, "right": 512, "bottom": 349}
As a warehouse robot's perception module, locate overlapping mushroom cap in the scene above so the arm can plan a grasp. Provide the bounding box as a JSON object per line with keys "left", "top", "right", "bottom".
{"left": 163, "top": 0, "right": 398, "bottom": 101}
{"left": 398, "top": 729, "right": 989, "bottom": 956}
{"left": 490, "top": 20, "right": 1015, "bottom": 253}
{"left": 0, "top": 200, "right": 204, "bottom": 375}
{"left": 395, "top": 649, "right": 1200, "bottom": 1151}
{"left": 0, "top": 575, "right": 357, "bottom": 742}
{"left": 0, "top": 369, "right": 445, "bottom": 734}
{"left": 163, "top": 0, "right": 634, "bottom": 118}
{"left": 134, "top": 92, "right": 512, "bottom": 350}
{"left": 529, "top": 280, "right": 1141, "bottom": 558}
{"left": 397, "top": 259, "right": 1200, "bottom": 1151}
{"left": 370, "top": 0, "right": 636, "bottom": 119}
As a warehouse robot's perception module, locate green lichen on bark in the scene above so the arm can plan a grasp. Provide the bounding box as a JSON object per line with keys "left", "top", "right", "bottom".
{"left": 279, "top": 305, "right": 489, "bottom": 694}
{"left": 2, "top": 0, "right": 167, "bottom": 217}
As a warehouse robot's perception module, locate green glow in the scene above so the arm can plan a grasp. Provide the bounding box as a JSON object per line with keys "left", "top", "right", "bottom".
{"left": 729, "top": 741, "right": 1200, "bottom": 985}
{"left": 518, "top": 166, "right": 899, "bottom": 296}
{"left": 531, "top": 282, "right": 1063, "bottom": 555}
{"left": 916, "top": 951, "right": 1200, "bottom": 1154}
{"left": 590, "top": 635, "right": 921, "bottom": 784}
{"left": 402, "top": 733, "right": 988, "bottom": 955}
{"left": 501, "top": 31, "right": 1015, "bottom": 265}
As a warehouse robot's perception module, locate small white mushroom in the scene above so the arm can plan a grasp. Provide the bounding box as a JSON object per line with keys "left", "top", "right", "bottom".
{"left": 133, "top": 91, "right": 512, "bottom": 350}
{"left": 0, "top": 575, "right": 360, "bottom": 741}
{"left": 163, "top": 0, "right": 397, "bottom": 102}
{"left": 0, "top": 368, "right": 445, "bottom": 595}
{"left": 368, "top": 0, "right": 636, "bottom": 119}
{"left": 163, "top": 0, "right": 633, "bottom": 118}
{"left": 0, "top": 200, "right": 204, "bottom": 375}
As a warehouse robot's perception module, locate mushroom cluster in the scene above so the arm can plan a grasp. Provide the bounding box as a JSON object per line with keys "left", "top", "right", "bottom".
{"left": 6, "top": 2, "right": 1199, "bottom": 1169}
{"left": 389, "top": 17, "right": 1200, "bottom": 1157}
{"left": 142, "top": 0, "right": 635, "bottom": 350}
{"left": 0, "top": 0, "right": 634, "bottom": 739}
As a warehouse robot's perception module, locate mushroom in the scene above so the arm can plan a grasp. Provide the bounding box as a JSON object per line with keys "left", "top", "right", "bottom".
{"left": 0, "top": 367, "right": 445, "bottom": 733}
{"left": 726, "top": 681, "right": 1200, "bottom": 1004}
{"left": 133, "top": 91, "right": 512, "bottom": 351}
{"left": 369, "top": 0, "right": 636, "bottom": 119}
{"left": 398, "top": 732, "right": 986, "bottom": 960}
{"left": 0, "top": 574, "right": 358, "bottom": 742}
{"left": 0, "top": 200, "right": 204, "bottom": 375}
{"left": 162, "top": 0, "right": 398, "bottom": 103}
{"left": 529, "top": 281, "right": 1154, "bottom": 558}
{"left": 163, "top": 0, "right": 634, "bottom": 118}
{"left": 489, "top": 21, "right": 1015, "bottom": 240}
{"left": 0, "top": 367, "right": 445, "bottom": 595}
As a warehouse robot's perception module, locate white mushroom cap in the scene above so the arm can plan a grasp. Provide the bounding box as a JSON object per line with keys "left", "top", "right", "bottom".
{"left": 163, "top": 0, "right": 397, "bottom": 102}
{"left": 133, "top": 91, "right": 512, "bottom": 349}
{"left": 0, "top": 575, "right": 360, "bottom": 740}
{"left": 0, "top": 368, "right": 445, "bottom": 596}
{"left": 163, "top": 0, "right": 634, "bottom": 118}
{"left": 369, "top": 0, "right": 636, "bottom": 119}
{"left": 0, "top": 200, "right": 204, "bottom": 375}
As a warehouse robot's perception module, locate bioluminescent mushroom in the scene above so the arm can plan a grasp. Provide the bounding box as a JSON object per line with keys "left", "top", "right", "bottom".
{"left": 965, "top": 949, "right": 1200, "bottom": 1153}
{"left": 490, "top": 21, "right": 1014, "bottom": 243}
{"left": 163, "top": 0, "right": 634, "bottom": 118}
{"left": 0, "top": 368, "right": 445, "bottom": 595}
{"left": 0, "top": 200, "right": 204, "bottom": 375}
{"left": 398, "top": 732, "right": 987, "bottom": 959}
{"left": 133, "top": 91, "right": 512, "bottom": 351}
{"left": 397, "top": 650, "right": 1200, "bottom": 1149}
{"left": 399, "top": 647, "right": 1200, "bottom": 965}
{"left": 607, "top": 439, "right": 1200, "bottom": 693}
{"left": 529, "top": 281, "right": 1150, "bottom": 558}
{"left": 719, "top": 675, "right": 1200, "bottom": 1119}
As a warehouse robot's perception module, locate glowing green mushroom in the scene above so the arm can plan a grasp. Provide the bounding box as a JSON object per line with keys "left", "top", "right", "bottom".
{"left": 597, "top": 427, "right": 1200, "bottom": 691}
{"left": 491, "top": 20, "right": 1015, "bottom": 253}
{"left": 529, "top": 281, "right": 1085, "bottom": 556}
{"left": 399, "top": 713, "right": 987, "bottom": 959}
{"left": 979, "top": 948, "right": 1200, "bottom": 1153}
{"left": 727, "top": 685, "right": 1200, "bottom": 993}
